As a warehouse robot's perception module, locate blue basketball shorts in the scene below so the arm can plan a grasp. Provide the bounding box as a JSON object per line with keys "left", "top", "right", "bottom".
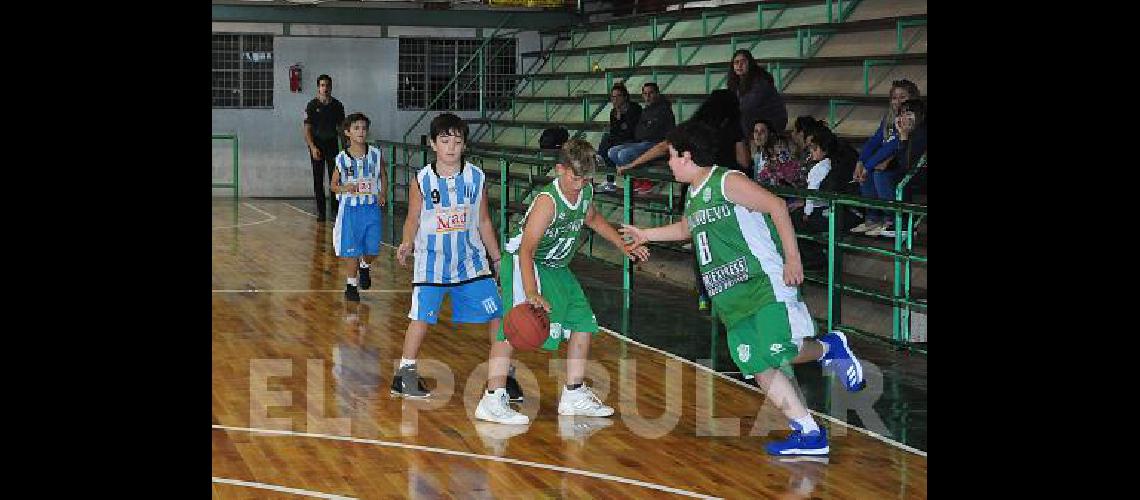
{"left": 407, "top": 277, "right": 503, "bottom": 325}
{"left": 333, "top": 203, "right": 382, "bottom": 258}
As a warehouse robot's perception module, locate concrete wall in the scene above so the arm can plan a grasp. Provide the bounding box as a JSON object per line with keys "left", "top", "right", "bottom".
{"left": 212, "top": 25, "right": 540, "bottom": 198}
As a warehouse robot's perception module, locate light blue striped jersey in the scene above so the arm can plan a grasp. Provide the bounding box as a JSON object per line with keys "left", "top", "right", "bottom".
{"left": 335, "top": 146, "right": 383, "bottom": 207}
{"left": 411, "top": 162, "right": 492, "bottom": 285}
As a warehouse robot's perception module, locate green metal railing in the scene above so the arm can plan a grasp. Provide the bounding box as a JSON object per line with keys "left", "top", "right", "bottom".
{"left": 212, "top": 133, "right": 239, "bottom": 199}
{"left": 892, "top": 154, "right": 926, "bottom": 344}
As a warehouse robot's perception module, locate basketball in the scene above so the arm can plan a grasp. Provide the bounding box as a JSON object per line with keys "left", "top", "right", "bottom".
{"left": 503, "top": 303, "right": 550, "bottom": 351}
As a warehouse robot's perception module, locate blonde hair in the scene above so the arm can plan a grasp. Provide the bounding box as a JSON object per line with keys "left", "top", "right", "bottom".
{"left": 558, "top": 138, "right": 598, "bottom": 176}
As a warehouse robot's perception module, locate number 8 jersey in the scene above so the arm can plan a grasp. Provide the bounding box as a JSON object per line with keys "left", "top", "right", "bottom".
{"left": 685, "top": 167, "right": 803, "bottom": 329}
{"left": 504, "top": 178, "right": 592, "bottom": 268}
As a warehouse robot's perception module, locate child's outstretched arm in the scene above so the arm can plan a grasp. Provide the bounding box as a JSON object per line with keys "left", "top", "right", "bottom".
{"left": 517, "top": 195, "right": 556, "bottom": 313}
{"left": 397, "top": 181, "right": 422, "bottom": 266}
{"left": 722, "top": 171, "right": 803, "bottom": 286}
{"left": 476, "top": 183, "right": 502, "bottom": 276}
{"left": 584, "top": 204, "right": 650, "bottom": 262}
{"left": 619, "top": 219, "right": 690, "bottom": 253}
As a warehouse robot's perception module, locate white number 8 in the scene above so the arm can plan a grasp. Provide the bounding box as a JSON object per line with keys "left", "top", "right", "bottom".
{"left": 696, "top": 231, "right": 712, "bottom": 266}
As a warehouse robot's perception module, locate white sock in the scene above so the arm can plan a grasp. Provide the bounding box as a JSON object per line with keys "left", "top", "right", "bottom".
{"left": 793, "top": 414, "right": 820, "bottom": 434}
{"left": 399, "top": 358, "right": 416, "bottom": 369}
{"left": 360, "top": 261, "right": 370, "bottom": 269}
{"left": 347, "top": 277, "right": 359, "bottom": 286}
{"left": 817, "top": 340, "right": 830, "bottom": 361}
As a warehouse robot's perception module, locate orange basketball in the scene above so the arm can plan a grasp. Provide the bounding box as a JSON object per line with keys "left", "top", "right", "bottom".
{"left": 503, "top": 303, "right": 550, "bottom": 351}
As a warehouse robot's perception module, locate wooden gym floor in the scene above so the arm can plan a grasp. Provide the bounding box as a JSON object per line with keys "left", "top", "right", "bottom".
{"left": 212, "top": 199, "right": 926, "bottom": 499}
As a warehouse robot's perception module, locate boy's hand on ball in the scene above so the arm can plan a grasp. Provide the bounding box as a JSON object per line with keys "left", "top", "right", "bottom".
{"left": 526, "top": 293, "right": 552, "bottom": 313}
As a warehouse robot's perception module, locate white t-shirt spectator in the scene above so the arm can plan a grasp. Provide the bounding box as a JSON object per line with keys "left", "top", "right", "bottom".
{"left": 804, "top": 157, "right": 831, "bottom": 216}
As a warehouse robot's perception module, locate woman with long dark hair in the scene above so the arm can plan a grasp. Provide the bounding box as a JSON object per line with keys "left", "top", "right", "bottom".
{"left": 727, "top": 49, "right": 788, "bottom": 138}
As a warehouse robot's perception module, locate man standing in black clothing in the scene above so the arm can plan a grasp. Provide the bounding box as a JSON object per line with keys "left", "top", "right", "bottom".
{"left": 303, "top": 74, "right": 346, "bottom": 221}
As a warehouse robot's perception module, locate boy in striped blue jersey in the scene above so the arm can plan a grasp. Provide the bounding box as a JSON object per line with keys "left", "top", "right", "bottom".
{"left": 330, "top": 113, "right": 387, "bottom": 302}
{"left": 391, "top": 114, "right": 522, "bottom": 400}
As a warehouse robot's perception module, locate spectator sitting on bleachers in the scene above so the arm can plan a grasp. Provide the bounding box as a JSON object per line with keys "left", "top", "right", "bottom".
{"left": 596, "top": 83, "right": 642, "bottom": 191}
{"left": 791, "top": 126, "right": 862, "bottom": 268}
{"left": 790, "top": 127, "right": 836, "bottom": 269}
{"left": 851, "top": 79, "right": 921, "bottom": 236}
{"left": 729, "top": 49, "right": 789, "bottom": 139}
{"left": 792, "top": 116, "right": 827, "bottom": 164}
{"left": 749, "top": 118, "right": 774, "bottom": 176}
{"left": 607, "top": 82, "right": 675, "bottom": 193}
{"left": 892, "top": 98, "right": 927, "bottom": 202}
{"left": 616, "top": 89, "right": 749, "bottom": 188}
{"left": 752, "top": 118, "right": 802, "bottom": 189}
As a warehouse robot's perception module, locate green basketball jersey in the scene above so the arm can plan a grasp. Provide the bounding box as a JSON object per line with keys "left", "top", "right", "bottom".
{"left": 685, "top": 167, "right": 801, "bottom": 329}
{"left": 504, "top": 178, "right": 593, "bottom": 268}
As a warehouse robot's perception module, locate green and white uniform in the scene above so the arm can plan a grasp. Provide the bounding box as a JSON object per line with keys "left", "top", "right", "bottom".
{"left": 497, "top": 179, "right": 598, "bottom": 350}
{"left": 686, "top": 167, "right": 816, "bottom": 374}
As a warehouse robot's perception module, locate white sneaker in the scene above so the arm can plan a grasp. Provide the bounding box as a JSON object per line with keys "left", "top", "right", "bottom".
{"left": 850, "top": 222, "right": 879, "bottom": 234}
{"left": 557, "top": 385, "right": 614, "bottom": 417}
{"left": 475, "top": 388, "right": 529, "bottom": 425}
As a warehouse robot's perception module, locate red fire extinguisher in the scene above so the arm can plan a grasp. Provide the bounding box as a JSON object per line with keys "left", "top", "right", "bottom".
{"left": 289, "top": 64, "right": 303, "bottom": 93}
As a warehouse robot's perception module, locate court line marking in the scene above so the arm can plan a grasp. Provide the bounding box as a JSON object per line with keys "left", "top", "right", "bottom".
{"left": 211, "top": 477, "right": 356, "bottom": 499}
{"left": 213, "top": 203, "right": 278, "bottom": 230}
{"left": 212, "top": 289, "right": 412, "bottom": 293}
{"left": 226, "top": 202, "right": 923, "bottom": 457}
{"left": 597, "top": 326, "right": 928, "bottom": 458}
{"left": 213, "top": 425, "right": 721, "bottom": 499}
{"left": 286, "top": 203, "right": 319, "bottom": 218}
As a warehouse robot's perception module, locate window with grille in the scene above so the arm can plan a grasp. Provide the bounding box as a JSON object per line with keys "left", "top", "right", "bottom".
{"left": 398, "top": 37, "right": 517, "bottom": 111}
{"left": 212, "top": 34, "right": 274, "bottom": 108}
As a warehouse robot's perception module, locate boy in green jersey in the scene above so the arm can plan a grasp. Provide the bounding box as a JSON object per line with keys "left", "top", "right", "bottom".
{"left": 473, "top": 139, "right": 650, "bottom": 425}
{"left": 620, "top": 121, "right": 866, "bottom": 456}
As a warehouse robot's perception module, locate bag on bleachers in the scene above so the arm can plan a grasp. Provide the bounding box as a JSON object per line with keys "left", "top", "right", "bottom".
{"left": 538, "top": 127, "right": 569, "bottom": 150}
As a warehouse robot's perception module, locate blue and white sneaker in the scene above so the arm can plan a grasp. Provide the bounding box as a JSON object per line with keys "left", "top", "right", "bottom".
{"left": 765, "top": 421, "right": 829, "bottom": 456}
{"left": 819, "top": 331, "right": 865, "bottom": 392}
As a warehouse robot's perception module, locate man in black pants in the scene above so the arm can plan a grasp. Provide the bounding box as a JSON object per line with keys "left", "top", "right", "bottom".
{"left": 303, "top": 74, "right": 346, "bottom": 221}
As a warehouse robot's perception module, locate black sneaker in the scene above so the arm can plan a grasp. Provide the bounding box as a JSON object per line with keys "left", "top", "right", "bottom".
{"left": 390, "top": 365, "right": 431, "bottom": 399}
{"left": 505, "top": 373, "right": 524, "bottom": 403}
{"left": 345, "top": 283, "right": 360, "bottom": 302}
{"left": 359, "top": 266, "right": 371, "bottom": 290}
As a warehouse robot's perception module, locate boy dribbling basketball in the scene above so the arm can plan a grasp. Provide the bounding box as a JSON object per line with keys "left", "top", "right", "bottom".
{"left": 474, "top": 139, "right": 649, "bottom": 425}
